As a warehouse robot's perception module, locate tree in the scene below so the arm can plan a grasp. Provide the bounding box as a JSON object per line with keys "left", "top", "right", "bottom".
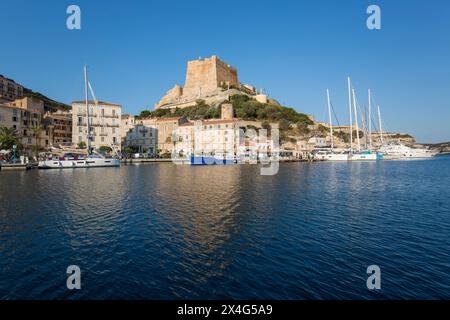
{"left": 0, "top": 126, "right": 22, "bottom": 151}
{"left": 77, "top": 141, "right": 86, "bottom": 149}
{"left": 31, "top": 125, "right": 43, "bottom": 156}
{"left": 278, "top": 119, "right": 291, "bottom": 131}
{"left": 98, "top": 145, "right": 112, "bottom": 154}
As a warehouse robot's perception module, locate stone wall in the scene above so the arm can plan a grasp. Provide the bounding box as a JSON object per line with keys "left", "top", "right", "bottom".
{"left": 156, "top": 56, "right": 240, "bottom": 109}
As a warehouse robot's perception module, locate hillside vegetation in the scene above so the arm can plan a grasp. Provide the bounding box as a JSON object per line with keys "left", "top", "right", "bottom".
{"left": 138, "top": 95, "right": 313, "bottom": 127}
{"left": 23, "top": 88, "right": 71, "bottom": 111}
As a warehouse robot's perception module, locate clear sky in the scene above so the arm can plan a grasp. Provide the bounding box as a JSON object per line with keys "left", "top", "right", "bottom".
{"left": 1, "top": 0, "right": 449, "bottom": 142}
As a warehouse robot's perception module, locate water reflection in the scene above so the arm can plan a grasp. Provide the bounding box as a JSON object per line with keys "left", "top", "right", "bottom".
{"left": 1, "top": 158, "right": 450, "bottom": 299}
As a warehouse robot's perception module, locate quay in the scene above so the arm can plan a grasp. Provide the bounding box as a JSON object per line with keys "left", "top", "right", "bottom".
{"left": 0, "top": 163, "right": 38, "bottom": 171}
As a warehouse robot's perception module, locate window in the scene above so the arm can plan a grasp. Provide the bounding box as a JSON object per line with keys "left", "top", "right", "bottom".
{"left": 112, "top": 128, "right": 115, "bottom": 134}
{"left": 101, "top": 137, "right": 104, "bottom": 142}
{"left": 79, "top": 127, "right": 82, "bottom": 133}
{"left": 113, "top": 137, "right": 116, "bottom": 144}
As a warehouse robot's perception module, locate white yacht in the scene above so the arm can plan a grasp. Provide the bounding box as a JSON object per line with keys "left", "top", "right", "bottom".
{"left": 313, "top": 149, "right": 349, "bottom": 161}
{"left": 378, "top": 143, "right": 438, "bottom": 160}
{"left": 349, "top": 150, "right": 380, "bottom": 161}
{"left": 38, "top": 66, "right": 121, "bottom": 169}
{"left": 38, "top": 154, "right": 120, "bottom": 169}
{"left": 314, "top": 89, "right": 351, "bottom": 161}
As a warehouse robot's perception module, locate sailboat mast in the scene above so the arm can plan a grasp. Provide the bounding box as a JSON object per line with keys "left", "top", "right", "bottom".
{"left": 377, "top": 105, "right": 384, "bottom": 145}
{"left": 84, "top": 65, "right": 91, "bottom": 154}
{"left": 347, "top": 77, "right": 353, "bottom": 153}
{"left": 326, "top": 89, "right": 334, "bottom": 150}
{"left": 352, "top": 88, "right": 361, "bottom": 151}
{"left": 368, "top": 89, "right": 372, "bottom": 150}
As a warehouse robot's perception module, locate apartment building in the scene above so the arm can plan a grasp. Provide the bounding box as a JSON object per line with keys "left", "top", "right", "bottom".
{"left": 72, "top": 100, "right": 122, "bottom": 152}
{"left": 123, "top": 123, "right": 157, "bottom": 154}
{"left": 141, "top": 116, "right": 188, "bottom": 154}
{"left": 173, "top": 104, "right": 277, "bottom": 160}
{"left": 0, "top": 75, "right": 24, "bottom": 103}
{"left": 41, "top": 111, "right": 73, "bottom": 147}
{"left": 0, "top": 104, "right": 22, "bottom": 132}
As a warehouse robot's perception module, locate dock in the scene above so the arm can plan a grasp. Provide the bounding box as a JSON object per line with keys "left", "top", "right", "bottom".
{"left": 0, "top": 163, "right": 38, "bottom": 171}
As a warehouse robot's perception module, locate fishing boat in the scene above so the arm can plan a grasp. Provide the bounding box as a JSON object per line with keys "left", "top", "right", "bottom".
{"left": 38, "top": 66, "right": 120, "bottom": 169}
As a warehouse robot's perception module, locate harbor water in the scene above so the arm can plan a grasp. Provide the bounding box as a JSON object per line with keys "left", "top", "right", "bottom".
{"left": 1, "top": 156, "right": 450, "bottom": 299}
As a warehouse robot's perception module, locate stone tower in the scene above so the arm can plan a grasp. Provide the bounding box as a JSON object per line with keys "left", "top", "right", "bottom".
{"left": 183, "top": 56, "right": 239, "bottom": 99}
{"left": 221, "top": 103, "right": 234, "bottom": 120}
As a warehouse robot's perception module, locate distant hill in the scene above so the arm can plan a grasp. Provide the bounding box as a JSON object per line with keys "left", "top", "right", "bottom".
{"left": 23, "top": 88, "right": 71, "bottom": 111}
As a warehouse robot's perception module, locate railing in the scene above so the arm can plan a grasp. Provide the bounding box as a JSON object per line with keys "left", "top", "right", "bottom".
{"left": 99, "top": 114, "right": 119, "bottom": 119}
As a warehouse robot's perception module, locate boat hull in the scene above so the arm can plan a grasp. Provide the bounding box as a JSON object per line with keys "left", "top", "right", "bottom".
{"left": 190, "top": 156, "right": 236, "bottom": 165}
{"left": 38, "top": 158, "right": 120, "bottom": 169}
{"left": 349, "top": 153, "right": 378, "bottom": 161}
{"left": 324, "top": 154, "right": 349, "bottom": 161}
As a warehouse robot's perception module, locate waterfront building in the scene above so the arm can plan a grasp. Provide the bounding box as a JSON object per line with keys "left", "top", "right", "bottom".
{"left": 173, "top": 104, "right": 278, "bottom": 160}
{"left": 141, "top": 116, "right": 188, "bottom": 155}
{"left": 121, "top": 114, "right": 136, "bottom": 145}
{"left": 308, "top": 136, "right": 327, "bottom": 148}
{"left": 0, "top": 75, "right": 24, "bottom": 103}
{"left": 41, "top": 111, "right": 72, "bottom": 147}
{"left": 72, "top": 100, "right": 122, "bottom": 152}
{"left": 123, "top": 120, "right": 157, "bottom": 154}
{"left": 13, "top": 98, "right": 44, "bottom": 148}
{"left": 0, "top": 103, "right": 22, "bottom": 132}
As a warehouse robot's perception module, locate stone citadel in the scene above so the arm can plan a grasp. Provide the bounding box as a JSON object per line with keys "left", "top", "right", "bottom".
{"left": 155, "top": 55, "right": 278, "bottom": 109}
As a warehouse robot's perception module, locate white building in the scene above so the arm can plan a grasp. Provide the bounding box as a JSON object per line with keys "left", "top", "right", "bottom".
{"left": 123, "top": 122, "right": 157, "bottom": 154}
{"left": 72, "top": 100, "right": 122, "bottom": 152}
{"left": 174, "top": 104, "right": 278, "bottom": 161}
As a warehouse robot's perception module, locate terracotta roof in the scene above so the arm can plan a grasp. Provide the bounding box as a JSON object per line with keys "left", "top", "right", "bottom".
{"left": 179, "top": 122, "right": 194, "bottom": 127}
{"left": 201, "top": 119, "right": 236, "bottom": 125}
{"left": 154, "top": 117, "right": 182, "bottom": 122}
{"left": 72, "top": 100, "right": 121, "bottom": 107}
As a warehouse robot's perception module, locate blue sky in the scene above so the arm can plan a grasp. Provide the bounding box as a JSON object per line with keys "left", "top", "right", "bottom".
{"left": 1, "top": 0, "right": 449, "bottom": 142}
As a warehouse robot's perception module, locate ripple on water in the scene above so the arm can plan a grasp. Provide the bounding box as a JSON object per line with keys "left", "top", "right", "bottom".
{"left": 1, "top": 157, "right": 450, "bottom": 299}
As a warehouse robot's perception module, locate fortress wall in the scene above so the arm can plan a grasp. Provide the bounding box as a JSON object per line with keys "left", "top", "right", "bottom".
{"left": 183, "top": 56, "right": 218, "bottom": 98}
{"left": 183, "top": 56, "right": 239, "bottom": 98}
{"left": 216, "top": 58, "right": 238, "bottom": 89}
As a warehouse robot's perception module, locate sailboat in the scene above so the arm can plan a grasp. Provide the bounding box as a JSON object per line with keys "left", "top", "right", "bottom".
{"left": 319, "top": 89, "right": 349, "bottom": 161}
{"left": 38, "top": 66, "right": 121, "bottom": 169}
{"left": 347, "top": 78, "right": 381, "bottom": 161}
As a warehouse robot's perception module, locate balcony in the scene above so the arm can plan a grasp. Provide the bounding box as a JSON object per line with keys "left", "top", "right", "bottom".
{"left": 100, "top": 114, "right": 119, "bottom": 119}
